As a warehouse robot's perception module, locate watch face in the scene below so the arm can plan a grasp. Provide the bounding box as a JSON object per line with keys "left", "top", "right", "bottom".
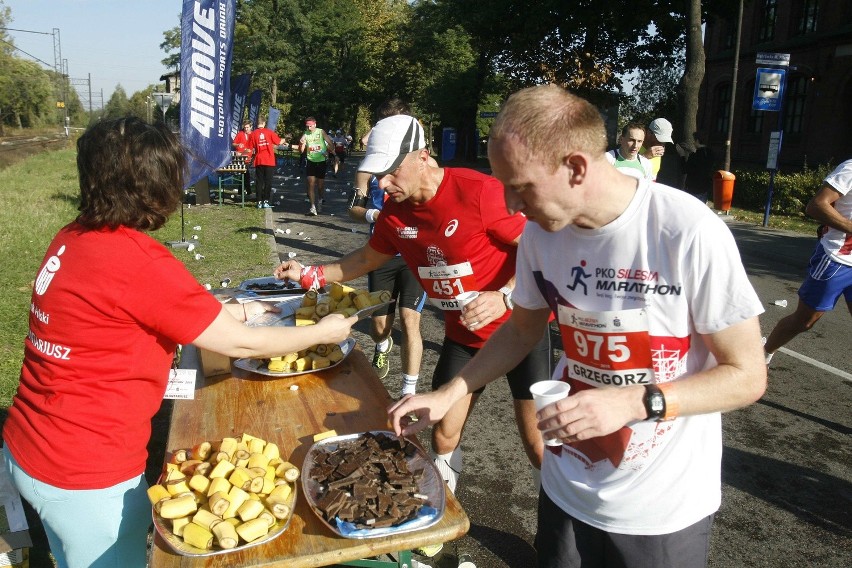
{"left": 650, "top": 395, "right": 665, "bottom": 413}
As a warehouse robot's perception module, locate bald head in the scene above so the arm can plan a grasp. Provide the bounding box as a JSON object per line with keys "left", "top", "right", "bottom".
{"left": 490, "top": 84, "right": 607, "bottom": 171}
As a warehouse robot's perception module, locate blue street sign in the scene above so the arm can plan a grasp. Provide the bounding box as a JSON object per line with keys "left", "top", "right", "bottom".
{"left": 753, "top": 67, "right": 787, "bottom": 112}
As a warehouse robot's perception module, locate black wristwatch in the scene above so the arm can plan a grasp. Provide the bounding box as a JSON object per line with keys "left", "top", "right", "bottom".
{"left": 643, "top": 384, "right": 666, "bottom": 421}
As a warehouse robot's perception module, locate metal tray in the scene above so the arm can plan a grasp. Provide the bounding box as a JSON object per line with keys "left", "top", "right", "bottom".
{"left": 152, "top": 473, "right": 297, "bottom": 557}
{"left": 301, "top": 431, "right": 445, "bottom": 539}
{"left": 244, "top": 296, "right": 394, "bottom": 328}
{"left": 238, "top": 276, "right": 302, "bottom": 293}
{"left": 232, "top": 338, "right": 356, "bottom": 377}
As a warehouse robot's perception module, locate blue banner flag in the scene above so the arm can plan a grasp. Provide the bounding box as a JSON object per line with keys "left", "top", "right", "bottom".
{"left": 229, "top": 73, "right": 251, "bottom": 141}
{"left": 247, "top": 89, "right": 262, "bottom": 129}
{"left": 267, "top": 107, "right": 280, "bottom": 133}
{"left": 180, "top": 0, "right": 236, "bottom": 188}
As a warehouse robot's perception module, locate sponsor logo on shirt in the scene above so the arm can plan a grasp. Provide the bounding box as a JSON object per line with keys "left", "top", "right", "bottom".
{"left": 591, "top": 264, "right": 681, "bottom": 297}
{"left": 397, "top": 227, "right": 418, "bottom": 239}
{"left": 444, "top": 219, "right": 459, "bottom": 237}
{"left": 425, "top": 245, "right": 446, "bottom": 267}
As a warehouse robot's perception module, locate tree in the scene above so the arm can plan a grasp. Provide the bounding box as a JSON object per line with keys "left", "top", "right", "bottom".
{"left": 622, "top": 60, "right": 684, "bottom": 126}
{"left": 0, "top": 58, "right": 54, "bottom": 130}
{"left": 0, "top": 2, "right": 54, "bottom": 131}
{"left": 102, "top": 85, "right": 131, "bottom": 120}
{"left": 676, "top": 0, "right": 705, "bottom": 146}
{"left": 127, "top": 85, "right": 163, "bottom": 122}
{"left": 160, "top": 20, "right": 181, "bottom": 71}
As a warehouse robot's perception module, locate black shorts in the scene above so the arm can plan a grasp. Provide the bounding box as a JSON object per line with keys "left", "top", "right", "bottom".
{"left": 306, "top": 159, "right": 328, "bottom": 179}
{"left": 535, "top": 489, "right": 713, "bottom": 568}
{"left": 368, "top": 256, "right": 426, "bottom": 316}
{"left": 432, "top": 328, "right": 552, "bottom": 399}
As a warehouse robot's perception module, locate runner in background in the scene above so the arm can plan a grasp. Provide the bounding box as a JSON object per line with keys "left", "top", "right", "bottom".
{"left": 298, "top": 116, "right": 336, "bottom": 215}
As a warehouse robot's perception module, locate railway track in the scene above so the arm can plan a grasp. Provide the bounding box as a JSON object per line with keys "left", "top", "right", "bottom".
{"left": 0, "top": 131, "right": 70, "bottom": 169}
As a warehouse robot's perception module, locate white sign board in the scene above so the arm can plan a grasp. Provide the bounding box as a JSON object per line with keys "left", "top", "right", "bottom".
{"left": 767, "top": 131, "right": 782, "bottom": 170}
{"left": 153, "top": 93, "right": 174, "bottom": 117}
{"left": 756, "top": 52, "right": 790, "bottom": 66}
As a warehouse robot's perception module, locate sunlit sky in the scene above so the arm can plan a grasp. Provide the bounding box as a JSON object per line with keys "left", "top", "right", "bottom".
{"left": 4, "top": 0, "right": 180, "bottom": 108}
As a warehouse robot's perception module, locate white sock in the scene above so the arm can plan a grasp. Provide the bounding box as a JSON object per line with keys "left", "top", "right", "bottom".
{"left": 401, "top": 374, "right": 418, "bottom": 396}
{"left": 376, "top": 338, "right": 391, "bottom": 353}
{"left": 433, "top": 448, "right": 462, "bottom": 494}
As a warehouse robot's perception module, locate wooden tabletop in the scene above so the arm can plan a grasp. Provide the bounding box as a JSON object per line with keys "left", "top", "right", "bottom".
{"left": 149, "top": 348, "right": 469, "bottom": 567}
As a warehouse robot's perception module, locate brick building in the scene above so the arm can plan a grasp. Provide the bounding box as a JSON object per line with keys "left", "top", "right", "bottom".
{"left": 700, "top": 0, "right": 852, "bottom": 171}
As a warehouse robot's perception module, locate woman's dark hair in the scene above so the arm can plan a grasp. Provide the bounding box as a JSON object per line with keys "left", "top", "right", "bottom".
{"left": 76, "top": 117, "right": 186, "bottom": 231}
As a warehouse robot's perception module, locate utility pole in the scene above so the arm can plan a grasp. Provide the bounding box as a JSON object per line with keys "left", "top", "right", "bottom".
{"left": 724, "top": 0, "right": 744, "bottom": 171}
{"left": 62, "top": 58, "right": 69, "bottom": 131}
{"left": 52, "top": 28, "right": 65, "bottom": 129}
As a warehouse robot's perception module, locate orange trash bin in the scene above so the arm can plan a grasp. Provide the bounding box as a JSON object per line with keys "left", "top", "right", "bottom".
{"left": 713, "top": 170, "right": 735, "bottom": 212}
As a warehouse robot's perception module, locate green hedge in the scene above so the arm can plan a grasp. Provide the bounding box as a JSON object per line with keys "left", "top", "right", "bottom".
{"left": 731, "top": 162, "right": 837, "bottom": 215}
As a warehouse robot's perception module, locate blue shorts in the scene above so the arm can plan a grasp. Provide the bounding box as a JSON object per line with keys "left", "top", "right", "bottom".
{"left": 798, "top": 244, "right": 852, "bottom": 311}
{"left": 3, "top": 445, "right": 150, "bottom": 568}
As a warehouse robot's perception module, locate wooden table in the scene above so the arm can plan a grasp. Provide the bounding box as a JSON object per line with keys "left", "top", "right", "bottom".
{"left": 214, "top": 168, "right": 247, "bottom": 207}
{"left": 149, "top": 349, "right": 469, "bottom": 567}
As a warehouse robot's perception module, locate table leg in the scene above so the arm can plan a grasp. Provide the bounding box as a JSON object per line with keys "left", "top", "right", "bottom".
{"left": 337, "top": 550, "right": 414, "bottom": 568}
{"left": 240, "top": 173, "right": 245, "bottom": 208}
{"left": 218, "top": 175, "right": 223, "bottom": 206}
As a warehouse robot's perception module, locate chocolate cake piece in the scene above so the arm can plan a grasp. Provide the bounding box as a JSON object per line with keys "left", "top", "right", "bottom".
{"left": 310, "top": 432, "right": 429, "bottom": 529}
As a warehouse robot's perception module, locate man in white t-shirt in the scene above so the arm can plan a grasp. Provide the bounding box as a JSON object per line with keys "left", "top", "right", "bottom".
{"left": 764, "top": 159, "right": 852, "bottom": 364}
{"left": 388, "top": 85, "right": 767, "bottom": 568}
{"left": 604, "top": 122, "right": 653, "bottom": 181}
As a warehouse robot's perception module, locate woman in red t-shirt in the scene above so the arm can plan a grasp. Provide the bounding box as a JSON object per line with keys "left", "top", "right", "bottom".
{"left": 2, "top": 117, "right": 355, "bottom": 568}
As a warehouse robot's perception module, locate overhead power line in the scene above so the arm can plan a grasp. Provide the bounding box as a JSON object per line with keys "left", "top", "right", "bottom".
{"left": 0, "top": 37, "right": 55, "bottom": 69}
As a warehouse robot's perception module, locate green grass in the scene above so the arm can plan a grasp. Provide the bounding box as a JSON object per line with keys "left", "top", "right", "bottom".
{"left": 0, "top": 147, "right": 275, "bottom": 408}
{"left": 721, "top": 206, "right": 821, "bottom": 235}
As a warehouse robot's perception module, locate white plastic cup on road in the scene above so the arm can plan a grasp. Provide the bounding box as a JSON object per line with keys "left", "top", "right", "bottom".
{"left": 772, "top": 299, "right": 788, "bottom": 307}
{"left": 529, "top": 380, "right": 571, "bottom": 446}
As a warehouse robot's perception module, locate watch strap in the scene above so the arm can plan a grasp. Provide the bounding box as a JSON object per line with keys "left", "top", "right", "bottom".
{"left": 498, "top": 286, "right": 513, "bottom": 309}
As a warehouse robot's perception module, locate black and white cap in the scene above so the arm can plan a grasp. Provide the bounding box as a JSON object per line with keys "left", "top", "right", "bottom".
{"left": 358, "top": 115, "right": 426, "bottom": 175}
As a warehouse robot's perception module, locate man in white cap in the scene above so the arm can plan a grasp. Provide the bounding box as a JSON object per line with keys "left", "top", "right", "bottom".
{"left": 641, "top": 117, "right": 674, "bottom": 181}
{"left": 274, "top": 114, "right": 552, "bottom": 507}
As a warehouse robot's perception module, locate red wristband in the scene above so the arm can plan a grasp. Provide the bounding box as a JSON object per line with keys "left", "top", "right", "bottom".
{"left": 299, "top": 265, "right": 326, "bottom": 290}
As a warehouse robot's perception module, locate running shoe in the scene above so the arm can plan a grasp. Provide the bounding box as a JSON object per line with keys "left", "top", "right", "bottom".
{"left": 307, "top": 205, "right": 318, "bottom": 216}
{"left": 263, "top": 201, "right": 273, "bottom": 209}
{"left": 372, "top": 337, "right": 393, "bottom": 379}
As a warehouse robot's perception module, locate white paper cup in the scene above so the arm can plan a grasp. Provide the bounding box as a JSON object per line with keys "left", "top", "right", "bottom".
{"left": 529, "top": 380, "right": 571, "bottom": 446}
{"left": 455, "top": 291, "right": 479, "bottom": 310}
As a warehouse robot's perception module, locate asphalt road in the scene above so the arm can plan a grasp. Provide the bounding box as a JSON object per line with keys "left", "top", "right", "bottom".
{"left": 257, "top": 158, "right": 850, "bottom": 568}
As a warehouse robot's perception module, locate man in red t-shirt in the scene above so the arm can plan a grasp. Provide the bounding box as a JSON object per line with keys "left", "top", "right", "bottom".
{"left": 248, "top": 118, "right": 285, "bottom": 209}
{"left": 232, "top": 121, "right": 254, "bottom": 192}
{"left": 275, "top": 115, "right": 551, "bottom": 496}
